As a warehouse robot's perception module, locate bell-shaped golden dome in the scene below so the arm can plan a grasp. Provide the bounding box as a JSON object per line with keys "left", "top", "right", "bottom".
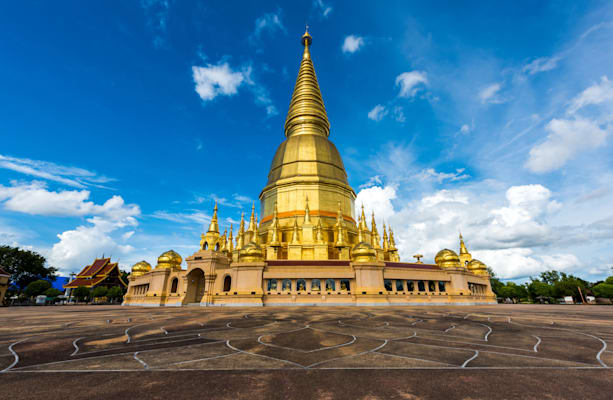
{"left": 239, "top": 242, "right": 264, "bottom": 263}
{"left": 131, "top": 260, "right": 152, "bottom": 277}
{"left": 467, "top": 259, "right": 488, "bottom": 275}
{"left": 434, "top": 249, "right": 461, "bottom": 269}
{"left": 156, "top": 250, "right": 182, "bottom": 269}
{"left": 351, "top": 241, "right": 377, "bottom": 262}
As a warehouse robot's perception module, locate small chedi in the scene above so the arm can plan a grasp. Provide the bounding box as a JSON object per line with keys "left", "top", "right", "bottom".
{"left": 123, "top": 30, "right": 495, "bottom": 307}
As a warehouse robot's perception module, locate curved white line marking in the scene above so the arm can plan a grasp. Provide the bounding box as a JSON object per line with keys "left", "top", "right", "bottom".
{"left": 410, "top": 319, "right": 423, "bottom": 326}
{"left": 532, "top": 335, "right": 541, "bottom": 353}
{"left": 226, "top": 340, "right": 304, "bottom": 369}
{"left": 160, "top": 327, "right": 168, "bottom": 335}
{"left": 444, "top": 325, "right": 456, "bottom": 333}
{"left": 71, "top": 337, "right": 84, "bottom": 356}
{"left": 133, "top": 352, "right": 149, "bottom": 370}
{"left": 478, "top": 323, "right": 493, "bottom": 341}
{"left": 461, "top": 350, "right": 479, "bottom": 368}
{"left": 1, "top": 338, "right": 28, "bottom": 373}
{"left": 307, "top": 339, "right": 389, "bottom": 368}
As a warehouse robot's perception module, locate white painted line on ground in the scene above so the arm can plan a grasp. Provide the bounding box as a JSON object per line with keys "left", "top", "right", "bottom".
{"left": 532, "top": 335, "right": 541, "bottom": 352}
{"left": 1, "top": 338, "right": 28, "bottom": 373}
{"left": 161, "top": 328, "right": 168, "bottom": 335}
{"left": 478, "top": 323, "right": 493, "bottom": 342}
{"left": 444, "top": 325, "right": 456, "bottom": 333}
{"left": 373, "top": 350, "right": 455, "bottom": 366}
{"left": 306, "top": 339, "right": 389, "bottom": 369}
{"left": 461, "top": 350, "right": 479, "bottom": 368}
{"left": 133, "top": 352, "right": 149, "bottom": 370}
{"left": 71, "top": 337, "right": 84, "bottom": 356}
{"left": 169, "top": 352, "right": 239, "bottom": 366}
{"left": 225, "top": 340, "right": 304, "bottom": 369}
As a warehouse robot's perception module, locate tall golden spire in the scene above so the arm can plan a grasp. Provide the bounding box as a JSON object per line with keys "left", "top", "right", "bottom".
{"left": 247, "top": 203, "right": 256, "bottom": 233}
{"left": 207, "top": 202, "right": 219, "bottom": 234}
{"left": 382, "top": 223, "right": 389, "bottom": 252}
{"left": 284, "top": 28, "right": 330, "bottom": 138}
{"left": 228, "top": 224, "right": 234, "bottom": 252}
{"left": 371, "top": 211, "right": 380, "bottom": 249}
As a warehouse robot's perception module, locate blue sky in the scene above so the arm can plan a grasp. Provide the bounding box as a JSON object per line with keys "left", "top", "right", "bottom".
{"left": 1, "top": 1, "right": 612, "bottom": 281}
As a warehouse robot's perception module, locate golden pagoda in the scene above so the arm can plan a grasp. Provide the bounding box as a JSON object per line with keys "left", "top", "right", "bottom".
{"left": 123, "top": 30, "right": 495, "bottom": 307}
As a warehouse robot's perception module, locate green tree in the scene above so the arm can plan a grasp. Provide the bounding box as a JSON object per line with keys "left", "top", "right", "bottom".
{"left": 592, "top": 283, "right": 613, "bottom": 299}
{"left": 92, "top": 286, "right": 108, "bottom": 298}
{"left": 487, "top": 267, "right": 504, "bottom": 296}
{"left": 106, "top": 286, "right": 123, "bottom": 302}
{"left": 539, "top": 270, "right": 561, "bottom": 285}
{"left": 44, "top": 288, "right": 62, "bottom": 298}
{"left": 605, "top": 276, "right": 613, "bottom": 285}
{"left": 552, "top": 273, "right": 588, "bottom": 301}
{"left": 498, "top": 282, "right": 528, "bottom": 303}
{"left": 0, "top": 245, "right": 57, "bottom": 289}
{"left": 73, "top": 286, "right": 91, "bottom": 302}
{"left": 527, "top": 279, "right": 552, "bottom": 301}
{"left": 24, "top": 279, "right": 51, "bottom": 298}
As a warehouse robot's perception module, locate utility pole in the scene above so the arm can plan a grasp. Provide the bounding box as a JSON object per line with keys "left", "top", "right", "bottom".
{"left": 577, "top": 286, "right": 586, "bottom": 304}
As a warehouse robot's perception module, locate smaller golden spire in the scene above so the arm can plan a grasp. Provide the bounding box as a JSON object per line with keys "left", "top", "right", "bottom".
{"left": 382, "top": 223, "right": 389, "bottom": 252}
{"left": 220, "top": 229, "right": 227, "bottom": 252}
{"left": 316, "top": 218, "right": 324, "bottom": 243}
{"left": 207, "top": 202, "right": 219, "bottom": 234}
{"left": 269, "top": 202, "right": 281, "bottom": 247}
{"left": 359, "top": 204, "right": 368, "bottom": 231}
{"left": 459, "top": 232, "right": 469, "bottom": 255}
{"left": 253, "top": 215, "right": 260, "bottom": 245}
{"left": 389, "top": 227, "right": 397, "bottom": 251}
{"left": 247, "top": 203, "right": 256, "bottom": 233}
{"left": 228, "top": 224, "right": 234, "bottom": 252}
{"left": 371, "top": 210, "right": 380, "bottom": 249}
{"left": 291, "top": 217, "right": 300, "bottom": 244}
{"left": 304, "top": 196, "right": 311, "bottom": 224}
{"left": 335, "top": 201, "right": 347, "bottom": 248}
{"left": 237, "top": 213, "right": 245, "bottom": 249}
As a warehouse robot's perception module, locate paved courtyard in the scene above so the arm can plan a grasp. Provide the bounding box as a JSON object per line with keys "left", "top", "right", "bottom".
{"left": 1, "top": 304, "right": 612, "bottom": 399}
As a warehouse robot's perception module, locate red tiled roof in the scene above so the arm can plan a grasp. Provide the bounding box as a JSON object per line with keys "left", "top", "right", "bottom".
{"left": 77, "top": 258, "right": 110, "bottom": 277}
{"left": 64, "top": 276, "right": 106, "bottom": 288}
{"left": 385, "top": 262, "right": 441, "bottom": 270}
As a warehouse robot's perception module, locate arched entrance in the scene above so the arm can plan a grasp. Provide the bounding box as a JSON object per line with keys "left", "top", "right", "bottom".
{"left": 184, "top": 269, "right": 205, "bottom": 304}
{"left": 223, "top": 275, "right": 231, "bottom": 292}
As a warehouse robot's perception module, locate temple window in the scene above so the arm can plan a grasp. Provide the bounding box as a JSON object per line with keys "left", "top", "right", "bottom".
{"left": 171, "top": 278, "right": 178, "bottom": 293}
{"left": 340, "top": 279, "right": 350, "bottom": 291}
{"left": 428, "top": 281, "right": 436, "bottom": 292}
{"left": 223, "top": 276, "right": 231, "bottom": 292}
{"left": 282, "top": 279, "right": 292, "bottom": 292}
{"left": 438, "top": 281, "right": 446, "bottom": 292}
{"left": 418, "top": 281, "right": 426, "bottom": 292}
{"left": 215, "top": 243, "right": 220, "bottom": 251}
{"left": 311, "top": 279, "right": 321, "bottom": 291}
{"left": 326, "top": 279, "right": 335, "bottom": 291}
{"left": 267, "top": 279, "right": 277, "bottom": 291}
{"left": 297, "top": 279, "right": 306, "bottom": 291}
{"left": 204, "top": 242, "right": 208, "bottom": 250}
{"left": 384, "top": 280, "right": 393, "bottom": 291}
{"left": 395, "top": 280, "right": 404, "bottom": 292}
{"left": 407, "top": 281, "right": 415, "bottom": 291}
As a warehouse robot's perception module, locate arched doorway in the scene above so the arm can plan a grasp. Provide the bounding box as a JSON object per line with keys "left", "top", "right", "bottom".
{"left": 223, "top": 275, "right": 231, "bottom": 292}
{"left": 170, "top": 278, "right": 178, "bottom": 293}
{"left": 184, "top": 269, "right": 205, "bottom": 304}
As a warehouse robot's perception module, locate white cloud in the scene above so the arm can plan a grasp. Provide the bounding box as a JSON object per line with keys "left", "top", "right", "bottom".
{"left": 354, "top": 182, "right": 568, "bottom": 279}
{"left": 140, "top": 0, "right": 172, "bottom": 49}
{"left": 567, "top": 76, "right": 613, "bottom": 115}
{"left": 367, "top": 104, "right": 388, "bottom": 121}
{"left": 342, "top": 35, "right": 364, "bottom": 54}
{"left": 313, "top": 0, "right": 332, "bottom": 17}
{"left": 0, "top": 181, "right": 141, "bottom": 274}
{"left": 0, "top": 154, "right": 114, "bottom": 189}
{"left": 192, "top": 63, "right": 246, "bottom": 101}
{"left": 152, "top": 210, "right": 210, "bottom": 225}
{"left": 395, "top": 71, "right": 428, "bottom": 98}
{"left": 415, "top": 168, "right": 470, "bottom": 183}
{"left": 252, "top": 11, "right": 285, "bottom": 42}
{"left": 0, "top": 181, "right": 139, "bottom": 220}
{"left": 522, "top": 56, "right": 562, "bottom": 75}
{"left": 478, "top": 82, "right": 504, "bottom": 104}
{"left": 392, "top": 106, "right": 406, "bottom": 123}
{"left": 526, "top": 118, "right": 609, "bottom": 173}
{"left": 460, "top": 124, "right": 471, "bottom": 134}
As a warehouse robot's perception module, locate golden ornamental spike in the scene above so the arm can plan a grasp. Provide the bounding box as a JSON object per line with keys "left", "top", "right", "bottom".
{"left": 291, "top": 217, "right": 300, "bottom": 244}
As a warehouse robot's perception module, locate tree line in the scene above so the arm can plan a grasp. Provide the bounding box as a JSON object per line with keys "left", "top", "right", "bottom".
{"left": 489, "top": 268, "right": 613, "bottom": 303}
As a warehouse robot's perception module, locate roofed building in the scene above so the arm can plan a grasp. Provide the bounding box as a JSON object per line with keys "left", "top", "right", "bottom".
{"left": 123, "top": 30, "right": 496, "bottom": 307}
{"left": 64, "top": 258, "right": 127, "bottom": 291}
